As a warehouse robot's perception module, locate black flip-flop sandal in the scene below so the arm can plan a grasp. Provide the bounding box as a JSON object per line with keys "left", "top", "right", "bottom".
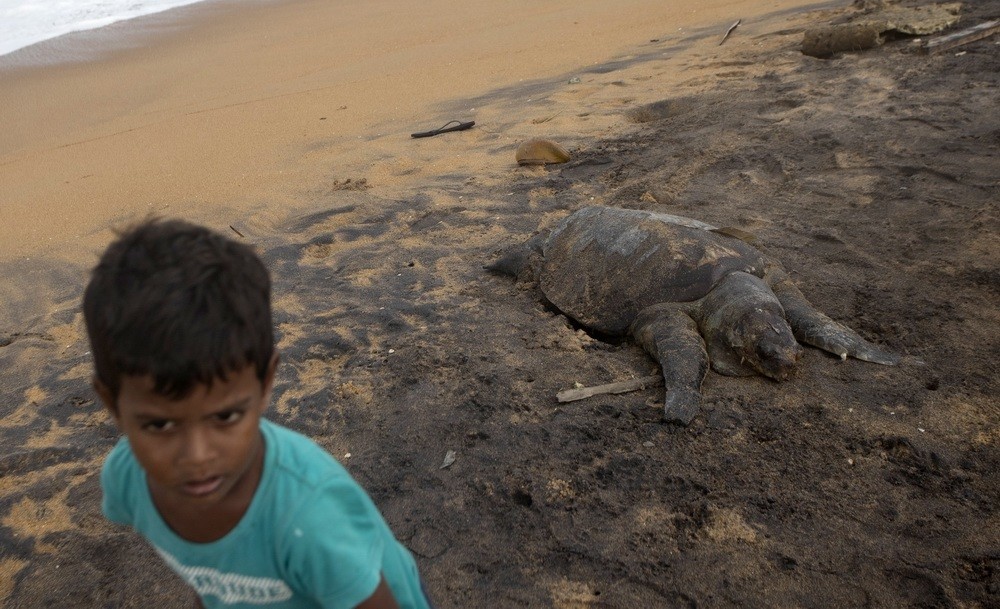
{"left": 411, "top": 120, "right": 475, "bottom": 138}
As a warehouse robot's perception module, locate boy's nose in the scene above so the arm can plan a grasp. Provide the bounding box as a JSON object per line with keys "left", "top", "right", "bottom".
{"left": 178, "top": 427, "right": 216, "bottom": 467}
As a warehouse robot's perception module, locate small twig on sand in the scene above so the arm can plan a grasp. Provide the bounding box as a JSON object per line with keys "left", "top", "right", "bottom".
{"left": 720, "top": 19, "right": 741, "bottom": 45}
{"left": 229, "top": 225, "right": 246, "bottom": 238}
{"left": 556, "top": 375, "right": 663, "bottom": 403}
{"left": 532, "top": 112, "right": 562, "bottom": 124}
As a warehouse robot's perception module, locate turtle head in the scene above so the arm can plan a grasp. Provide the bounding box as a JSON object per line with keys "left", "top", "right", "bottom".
{"left": 732, "top": 308, "right": 802, "bottom": 381}
{"left": 701, "top": 272, "right": 803, "bottom": 381}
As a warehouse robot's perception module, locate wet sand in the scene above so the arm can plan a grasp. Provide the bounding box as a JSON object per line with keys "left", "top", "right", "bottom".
{"left": 2, "top": 0, "right": 998, "bottom": 606}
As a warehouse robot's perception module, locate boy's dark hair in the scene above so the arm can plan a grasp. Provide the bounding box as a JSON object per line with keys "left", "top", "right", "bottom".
{"left": 83, "top": 218, "right": 274, "bottom": 401}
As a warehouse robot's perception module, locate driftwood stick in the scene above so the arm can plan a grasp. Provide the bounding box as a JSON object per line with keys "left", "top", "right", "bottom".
{"left": 720, "top": 19, "right": 741, "bottom": 45}
{"left": 556, "top": 375, "right": 664, "bottom": 403}
{"left": 922, "top": 19, "right": 1000, "bottom": 54}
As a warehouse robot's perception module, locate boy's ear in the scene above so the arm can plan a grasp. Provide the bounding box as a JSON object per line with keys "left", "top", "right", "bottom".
{"left": 262, "top": 352, "right": 280, "bottom": 399}
{"left": 93, "top": 377, "right": 120, "bottom": 423}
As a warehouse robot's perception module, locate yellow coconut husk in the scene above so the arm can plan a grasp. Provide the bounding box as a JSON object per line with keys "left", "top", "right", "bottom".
{"left": 515, "top": 139, "right": 571, "bottom": 166}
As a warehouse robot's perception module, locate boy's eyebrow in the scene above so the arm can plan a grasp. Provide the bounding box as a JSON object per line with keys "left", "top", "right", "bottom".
{"left": 215, "top": 397, "right": 252, "bottom": 412}
{"left": 128, "top": 396, "right": 253, "bottom": 420}
{"left": 132, "top": 411, "right": 173, "bottom": 421}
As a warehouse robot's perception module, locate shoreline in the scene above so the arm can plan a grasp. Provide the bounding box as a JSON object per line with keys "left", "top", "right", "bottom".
{"left": 0, "top": 0, "right": 218, "bottom": 66}
{"left": 0, "top": 0, "right": 827, "bottom": 266}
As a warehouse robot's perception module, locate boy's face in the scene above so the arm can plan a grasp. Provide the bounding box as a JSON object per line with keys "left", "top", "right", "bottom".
{"left": 98, "top": 357, "right": 277, "bottom": 510}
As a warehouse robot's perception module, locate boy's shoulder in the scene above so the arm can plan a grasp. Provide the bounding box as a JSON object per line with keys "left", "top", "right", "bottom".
{"left": 100, "top": 436, "right": 147, "bottom": 525}
{"left": 260, "top": 418, "right": 352, "bottom": 491}
{"left": 258, "top": 420, "right": 387, "bottom": 544}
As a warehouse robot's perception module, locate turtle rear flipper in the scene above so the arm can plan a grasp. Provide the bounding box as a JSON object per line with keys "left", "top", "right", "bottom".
{"left": 767, "top": 270, "right": 900, "bottom": 365}
{"left": 630, "top": 305, "right": 708, "bottom": 425}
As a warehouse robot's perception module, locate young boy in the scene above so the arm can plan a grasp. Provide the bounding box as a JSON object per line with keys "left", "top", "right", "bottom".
{"left": 83, "top": 219, "right": 433, "bottom": 609}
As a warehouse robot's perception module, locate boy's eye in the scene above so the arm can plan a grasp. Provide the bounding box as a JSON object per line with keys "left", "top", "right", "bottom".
{"left": 143, "top": 419, "right": 175, "bottom": 432}
{"left": 215, "top": 410, "right": 243, "bottom": 424}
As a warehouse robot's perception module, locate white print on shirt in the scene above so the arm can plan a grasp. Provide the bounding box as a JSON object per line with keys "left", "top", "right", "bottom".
{"left": 155, "top": 547, "right": 293, "bottom": 605}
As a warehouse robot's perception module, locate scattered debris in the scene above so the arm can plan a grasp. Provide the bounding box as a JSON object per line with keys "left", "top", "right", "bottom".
{"left": 440, "top": 450, "right": 457, "bottom": 469}
{"left": 229, "top": 225, "right": 245, "bottom": 238}
{"left": 720, "top": 19, "right": 741, "bottom": 45}
{"left": 921, "top": 19, "right": 1000, "bottom": 54}
{"left": 329, "top": 177, "right": 371, "bottom": 191}
{"left": 568, "top": 76, "right": 581, "bottom": 84}
{"left": 515, "top": 138, "right": 571, "bottom": 166}
{"left": 870, "top": 3, "right": 962, "bottom": 35}
{"left": 803, "top": 23, "right": 885, "bottom": 57}
{"left": 556, "top": 375, "right": 664, "bottom": 403}
{"left": 410, "top": 120, "right": 475, "bottom": 138}
{"left": 532, "top": 113, "right": 561, "bottom": 124}
{"left": 802, "top": 2, "right": 962, "bottom": 57}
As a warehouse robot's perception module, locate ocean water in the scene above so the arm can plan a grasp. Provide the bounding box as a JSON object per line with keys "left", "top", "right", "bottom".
{"left": 0, "top": 0, "right": 210, "bottom": 57}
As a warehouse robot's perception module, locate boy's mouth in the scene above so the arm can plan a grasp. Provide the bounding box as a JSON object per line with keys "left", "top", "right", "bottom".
{"left": 182, "top": 475, "right": 224, "bottom": 497}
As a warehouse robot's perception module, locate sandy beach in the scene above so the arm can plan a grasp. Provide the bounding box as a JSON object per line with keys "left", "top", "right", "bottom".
{"left": 0, "top": 0, "right": 810, "bottom": 266}
{"left": 2, "top": 0, "right": 998, "bottom": 606}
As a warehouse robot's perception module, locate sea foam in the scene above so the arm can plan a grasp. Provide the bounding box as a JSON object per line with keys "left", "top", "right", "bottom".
{"left": 0, "top": 0, "right": 209, "bottom": 57}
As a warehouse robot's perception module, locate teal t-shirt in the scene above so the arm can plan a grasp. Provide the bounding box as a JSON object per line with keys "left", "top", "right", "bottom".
{"left": 101, "top": 419, "right": 430, "bottom": 609}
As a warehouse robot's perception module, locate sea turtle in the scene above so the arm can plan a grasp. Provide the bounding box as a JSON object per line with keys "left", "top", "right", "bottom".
{"left": 488, "top": 206, "right": 899, "bottom": 425}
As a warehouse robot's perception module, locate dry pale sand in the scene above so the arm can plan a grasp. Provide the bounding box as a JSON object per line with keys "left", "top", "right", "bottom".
{"left": 2, "top": 0, "right": 999, "bottom": 606}
{"left": 0, "top": 0, "right": 810, "bottom": 267}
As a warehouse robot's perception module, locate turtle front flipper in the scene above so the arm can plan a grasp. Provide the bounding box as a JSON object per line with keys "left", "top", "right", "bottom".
{"left": 630, "top": 304, "right": 709, "bottom": 425}
{"left": 766, "top": 269, "right": 900, "bottom": 365}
